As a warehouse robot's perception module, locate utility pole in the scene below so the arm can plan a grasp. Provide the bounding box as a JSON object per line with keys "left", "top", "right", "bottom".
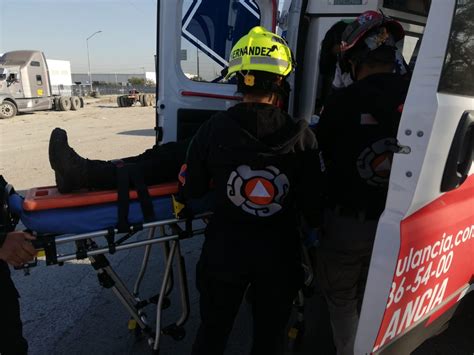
{"left": 86, "top": 30, "right": 102, "bottom": 92}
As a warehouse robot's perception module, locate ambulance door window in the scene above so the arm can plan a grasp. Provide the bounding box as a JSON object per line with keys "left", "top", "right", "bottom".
{"left": 399, "top": 34, "right": 421, "bottom": 70}
{"left": 383, "top": 0, "right": 431, "bottom": 16}
{"left": 180, "top": 0, "right": 260, "bottom": 83}
{"left": 438, "top": 0, "right": 474, "bottom": 97}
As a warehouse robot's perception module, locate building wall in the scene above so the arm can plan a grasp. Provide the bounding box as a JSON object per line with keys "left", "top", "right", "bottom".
{"left": 145, "top": 71, "right": 156, "bottom": 84}
{"left": 72, "top": 72, "right": 156, "bottom": 86}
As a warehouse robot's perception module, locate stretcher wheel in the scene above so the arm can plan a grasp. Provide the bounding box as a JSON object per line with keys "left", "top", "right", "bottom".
{"left": 147, "top": 337, "right": 156, "bottom": 348}
{"left": 162, "top": 324, "right": 186, "bottom": 341}
{"left": 287, "top": 321, "right": 305, "bottom": 351}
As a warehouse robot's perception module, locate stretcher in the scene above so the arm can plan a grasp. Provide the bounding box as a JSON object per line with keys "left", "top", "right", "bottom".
{"left": 5, "top": 178, "right": 315, "bottom": 352}
{"left": 7, "top": 181, "right": 212, "bottom": 352}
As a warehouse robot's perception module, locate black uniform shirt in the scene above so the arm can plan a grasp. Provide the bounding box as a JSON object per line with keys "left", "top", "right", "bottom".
{"left": 182, "top": 103, "right": 324, "bottom": 272}
{"left": 316, "top": 73, "right": 409, "bottom": 217}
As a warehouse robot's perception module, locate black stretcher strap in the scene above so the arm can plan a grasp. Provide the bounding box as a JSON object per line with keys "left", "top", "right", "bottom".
{"left": 116, "top": 165, "right": 156, "bottom": 234}
{"left": 129, "top": 165, "right": 156, "bottom": 223}
{"left": 117, "top": 166, "right": 131, "bottom": 233}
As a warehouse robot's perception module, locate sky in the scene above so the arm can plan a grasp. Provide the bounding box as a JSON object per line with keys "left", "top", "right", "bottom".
{"left": 0, "top": 0, "right": 176, "bottom": 74}
{"left": 0, "top": 0, "right": 276, "bottom": 80}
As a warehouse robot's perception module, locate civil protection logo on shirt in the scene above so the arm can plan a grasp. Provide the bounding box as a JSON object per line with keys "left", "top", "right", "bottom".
{"left": 227, "top": 165, "right": 289, "bottom": 217}
{"left": 357, "top": 137, "right": 399, "bottom": 186}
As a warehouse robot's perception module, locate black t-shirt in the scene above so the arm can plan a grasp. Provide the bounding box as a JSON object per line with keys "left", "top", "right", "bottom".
{"left": 316, "top": 73, "right": 409, "bottom": 217}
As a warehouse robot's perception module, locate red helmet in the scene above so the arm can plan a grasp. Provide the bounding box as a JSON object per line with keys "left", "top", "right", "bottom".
{"left": 341, "top": 11, "right": 404, "bottom": 53}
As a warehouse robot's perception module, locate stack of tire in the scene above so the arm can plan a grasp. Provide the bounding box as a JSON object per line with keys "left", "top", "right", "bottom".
{"left": 117, "top": 94, "right": 155, "bottom": 107}
{"left": 54, "top": 96, "right": 84, "bottom": 111}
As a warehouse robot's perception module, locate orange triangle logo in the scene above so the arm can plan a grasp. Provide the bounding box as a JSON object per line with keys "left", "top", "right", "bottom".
{"left": 244, "top": 178, "right": 275, "bottom": 205}
{"left": 250, "top": 181, "right": 271, "bottom": 198}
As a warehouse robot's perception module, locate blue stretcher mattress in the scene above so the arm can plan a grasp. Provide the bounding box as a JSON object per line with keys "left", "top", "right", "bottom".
{"left": 9, "top": 193, "right": 211, "bottom": 235}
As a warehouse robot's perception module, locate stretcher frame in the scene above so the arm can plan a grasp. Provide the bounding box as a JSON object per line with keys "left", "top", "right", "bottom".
{"left": 28, "top": 212, "right": 212, "bottom": 352}
{"left": 16, "top": 182, "right": 316, "bottom": 352}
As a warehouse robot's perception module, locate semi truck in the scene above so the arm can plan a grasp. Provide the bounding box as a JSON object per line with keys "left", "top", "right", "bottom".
{"left": 0, "top": 50, "right": 83, "bottom": 119}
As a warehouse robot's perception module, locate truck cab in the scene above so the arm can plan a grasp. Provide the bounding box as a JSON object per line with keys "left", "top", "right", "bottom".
{"left": 157, "top": 0, "right": 473, "bottom": 353}
{"left": 0, "top": 50, "right": 53, "bottom": 118}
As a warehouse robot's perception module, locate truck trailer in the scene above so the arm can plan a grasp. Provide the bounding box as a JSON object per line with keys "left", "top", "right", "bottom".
{"left": 0, "top": 50, "right": 83, "bottom": 119}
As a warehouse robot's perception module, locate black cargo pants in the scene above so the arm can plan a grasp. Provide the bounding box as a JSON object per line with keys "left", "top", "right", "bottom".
{"left": 85, "top": 139, "right": 190, "bottom": 190}
{"left": 0, "top": 261, "right": 28, "bottom": 355}
{"left": 316, "top": 210, "right": 377, "bottom": 355}
{"left": 192, "top": 241, "right": 303, "bottom": 355}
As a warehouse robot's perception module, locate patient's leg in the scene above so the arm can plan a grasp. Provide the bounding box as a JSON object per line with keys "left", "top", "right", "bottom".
{"left": 121, "top": 138, "right": 190, "bottom": 186}
{"left": 49, "top": 128, "right": 117, "bottom": 192}
{"left": 49, "top": 128, "right": 190, "bottom": 193}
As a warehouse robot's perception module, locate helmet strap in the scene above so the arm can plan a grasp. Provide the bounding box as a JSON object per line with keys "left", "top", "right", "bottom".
{"left": 237, "top": 71, "right": 289, "bottom": 101}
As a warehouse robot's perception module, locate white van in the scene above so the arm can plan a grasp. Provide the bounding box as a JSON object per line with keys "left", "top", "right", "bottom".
{"left": 157, "top": 0, "right": 473, "bottom": 353}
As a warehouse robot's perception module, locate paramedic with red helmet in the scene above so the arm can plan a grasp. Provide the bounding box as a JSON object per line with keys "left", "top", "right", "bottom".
{"left": 181, "top": 27, "right": 324, "bottom": 355}
{"left": 315, "top": 11, "right": 409, "bottom": 355}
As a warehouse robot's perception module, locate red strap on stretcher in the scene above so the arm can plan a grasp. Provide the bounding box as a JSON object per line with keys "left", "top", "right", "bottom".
{"left": 23, "top": 182, "right": 179, "bottom": 211}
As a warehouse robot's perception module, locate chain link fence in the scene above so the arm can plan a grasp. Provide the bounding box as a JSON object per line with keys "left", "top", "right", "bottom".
{"left": 71, "top": 85, "right": 157, "bottom": 97}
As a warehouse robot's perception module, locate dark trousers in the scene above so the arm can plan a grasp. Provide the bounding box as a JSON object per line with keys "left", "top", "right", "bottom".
{"left": 192, "top": 259, "right": 302, "bottom": 355}
{"left": 86, "top": 139, "right": 190, "bottom": 190}
{"left": 119, "top": 139, "right": 189, "bottom": 185}
{"left": 316, "top": 211, "right": 377, "bottom": 355}
{"left": 0, "top": 261, "right": 28, "bottom": 355}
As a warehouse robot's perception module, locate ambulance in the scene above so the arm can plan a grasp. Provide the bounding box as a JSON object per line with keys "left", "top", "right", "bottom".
{"left": 157, "top": 0, "right": 473, "bottom": 353}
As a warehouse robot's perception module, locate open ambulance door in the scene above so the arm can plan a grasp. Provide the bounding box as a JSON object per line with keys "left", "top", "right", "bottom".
{"left": 288, "top": 0, "right": 429, "bottom": 122}
{"left": 156, "top": 0, "right": 278, "bottom": 143}
{"left": 355, "top": 0, "right": 474, "bottom": 353}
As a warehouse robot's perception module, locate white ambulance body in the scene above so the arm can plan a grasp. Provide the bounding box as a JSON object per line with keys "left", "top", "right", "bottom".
{"left": 157, "top": 0, "right": 473, "bottom": 353}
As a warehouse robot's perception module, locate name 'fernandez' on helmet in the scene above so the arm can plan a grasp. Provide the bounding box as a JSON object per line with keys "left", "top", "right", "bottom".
{"left": 225, "top": 26, "right": 295, "bottom": 107}
{"left": 180, "top": 26, "right": 324, "bottom": 355}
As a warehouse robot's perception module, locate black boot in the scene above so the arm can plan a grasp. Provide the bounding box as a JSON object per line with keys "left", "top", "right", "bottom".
{"left": 49, "top": 128, "right": 117, "bottom": 193}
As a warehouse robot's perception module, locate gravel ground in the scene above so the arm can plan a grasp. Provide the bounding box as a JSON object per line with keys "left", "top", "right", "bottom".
{"left": 1, "top": 99, "right": 472, "bottom": 355}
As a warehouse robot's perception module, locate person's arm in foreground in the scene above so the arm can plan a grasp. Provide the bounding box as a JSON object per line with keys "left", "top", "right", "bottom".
{"left": 0, "top": 231, "right": 37, "bottom": 268}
